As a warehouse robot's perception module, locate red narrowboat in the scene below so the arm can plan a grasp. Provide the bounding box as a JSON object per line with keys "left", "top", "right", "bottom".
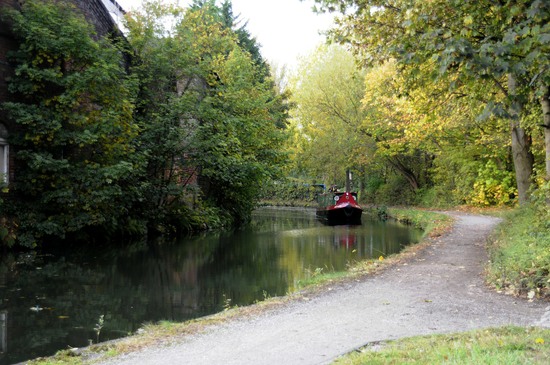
{"left": 316, "top": 190, "right": 362, "bottom": 225}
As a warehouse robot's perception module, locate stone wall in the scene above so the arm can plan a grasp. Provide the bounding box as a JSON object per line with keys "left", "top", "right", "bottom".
{"left": 74, "top": 0, "right": 122, "bottom": 39}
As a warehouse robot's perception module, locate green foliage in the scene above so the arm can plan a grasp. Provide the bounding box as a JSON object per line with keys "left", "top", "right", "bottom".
{"left": 487, "top": 193, "right": 550, "bottom": 299}
{"left": 192, "top": 46, "right": 287, "bottom": 222}
{"left": 470, "top": 160, "right": 517, "bottom": 207}
{"left": 122, "top": 1, "right": 203, "bottom": 232}
{"left": 125, "top": 1, "right": 288, "bottom": 228}
{"left": 287, "top": 45, "right": 517, "bottom": 207}
{"left": 2, "top": 0, "right": 141, "bottom": 245}
{"left": 312, "top": 0, "right": 550, "bottom": 204}
{"left": 374, "top": 175, "right": 417, "bottom": 206}
{"left": 0, "top": 219, "right": 16, "bottom": 248}
{"left": 288, "top": 44, "right": 366, "bottom": 185}
{"left": 531, "top": 181, "right": 550, "bottom": 231}
{"left": 0, "top": 0, "right": 289, "bottom": 246}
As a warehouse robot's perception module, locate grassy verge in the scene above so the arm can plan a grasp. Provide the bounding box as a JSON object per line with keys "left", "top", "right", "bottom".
{"left": 333, "top": 326, "right": 550, "bottom": 365}
{"left": 386, "top": 207, "right": 452, "bottom": 237}
{"left": 486, "top": 205, "right": 550, "bottom": 300}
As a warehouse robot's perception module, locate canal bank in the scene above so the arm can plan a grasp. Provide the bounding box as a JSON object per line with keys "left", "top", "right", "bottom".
{"left": 2, "top": 207, "right": 422, "bottom": 364}
{"left": 23, "top": 211, "right": 550, "bottom": 364}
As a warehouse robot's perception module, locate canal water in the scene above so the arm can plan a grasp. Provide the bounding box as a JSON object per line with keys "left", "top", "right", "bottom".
{"left": 0, "top": 207, "right": 422, "bottom": 364}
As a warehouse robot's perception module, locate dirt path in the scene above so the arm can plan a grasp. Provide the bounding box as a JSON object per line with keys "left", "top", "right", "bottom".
{"left": 101, "top": 213, "right": 550, "bottom": 365}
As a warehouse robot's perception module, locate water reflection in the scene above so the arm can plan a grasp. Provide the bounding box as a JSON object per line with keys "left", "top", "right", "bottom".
{"left": 0, "top": 207, "right": 422, "bottom": 364}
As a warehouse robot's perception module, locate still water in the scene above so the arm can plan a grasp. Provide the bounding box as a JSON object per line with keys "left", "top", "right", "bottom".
{"left": 0, "top": 207, "right": 422, "bottom": 364}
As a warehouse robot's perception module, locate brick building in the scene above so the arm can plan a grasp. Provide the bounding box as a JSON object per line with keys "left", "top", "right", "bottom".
{"left": 0, "top": 0, "right": 125, "bottom": 187}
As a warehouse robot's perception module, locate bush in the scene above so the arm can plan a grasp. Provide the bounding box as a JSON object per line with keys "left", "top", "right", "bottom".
{"left": 469, "top": 160, "right": 517, "bottom": 207}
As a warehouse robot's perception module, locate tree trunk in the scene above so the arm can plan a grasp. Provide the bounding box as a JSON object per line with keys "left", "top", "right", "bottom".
{"left": 508, "top": 74, "right": 534, "bottom": 205}
{"left": 541, "top": 85, "right": 550, "bottom": 181}
{"left": 386, "top": 157, "right": 420, "bottom": 191}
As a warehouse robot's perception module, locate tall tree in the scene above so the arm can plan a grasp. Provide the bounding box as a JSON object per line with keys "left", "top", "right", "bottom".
{"left": 123, "top": 1, "right": 202, "bottom": 229}
{"left": 178, "top": 4, "right": 287, "bottom": 222}
{"left": 125, "top": 1, "right": 288, "bottom": 226}
{"left": 289, "top": 44, "right": 367, "bottom": 186}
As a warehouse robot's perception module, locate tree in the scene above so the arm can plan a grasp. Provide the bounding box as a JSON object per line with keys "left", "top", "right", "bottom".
{"left": 123, "top": 1, "right": 203, "bottom": 230}
{"left": 289, "top": 45, "right": 437, "bottom": 203}
{"left": 125, "top": 1, "right": 288, "bottom": 227}
{"left": 178, "top": 5, "right": 287, "bottom": 222}
{"left": 2, "top": 0, "right": 139, "bottom": 245}
{"left": 288, "top": 44, "right": 367, "bottom": 187}
{"left": 359, "top": 60, "right": 438, "bottom": 193}
{"left": 314, "top": 0, "right": 550, "bottom": 204}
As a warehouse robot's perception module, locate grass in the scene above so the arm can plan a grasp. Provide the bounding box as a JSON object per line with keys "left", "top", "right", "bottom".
{"left": 486, "top": 205, "right": 550, "bottom": 300}
{"left": 386, "top": 207, "right": 453, "bottom": 237}
{"left": 333, "top": 326, "right": 550, "bottom": 365}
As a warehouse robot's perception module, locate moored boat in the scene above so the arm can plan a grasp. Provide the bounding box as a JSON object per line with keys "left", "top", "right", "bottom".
{"left": 316, "top": 190, "right": 362, "bottom": 225}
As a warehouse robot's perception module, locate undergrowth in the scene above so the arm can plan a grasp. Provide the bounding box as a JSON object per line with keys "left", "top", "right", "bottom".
{"left": 487, "top": 203, "right": 550, "bottom": 300}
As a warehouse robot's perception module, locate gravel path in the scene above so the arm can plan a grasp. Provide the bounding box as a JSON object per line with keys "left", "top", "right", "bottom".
{"left": 101, "top": 212, "right": 550, "bottom": 365}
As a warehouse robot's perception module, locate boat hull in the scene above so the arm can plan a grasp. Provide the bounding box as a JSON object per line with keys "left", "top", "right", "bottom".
{"left": 316, "top": 192, "right": 362, "bottom": 225}
{"left": 316, "top": 205, "right": 362, "bottom": 225}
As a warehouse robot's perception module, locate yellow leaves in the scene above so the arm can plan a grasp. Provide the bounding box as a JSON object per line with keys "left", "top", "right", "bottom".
{"left": 32, "top": 50, "right": 56, "bottom": 67}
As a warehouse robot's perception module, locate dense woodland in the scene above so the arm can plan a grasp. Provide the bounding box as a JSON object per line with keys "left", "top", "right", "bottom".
{"left": 0, "top": 0, "right": 549, "bottom": 250}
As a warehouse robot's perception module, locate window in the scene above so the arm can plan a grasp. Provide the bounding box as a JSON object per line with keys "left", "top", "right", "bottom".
{"left": 0, "top": 123, "right": 8, "bottom": 184}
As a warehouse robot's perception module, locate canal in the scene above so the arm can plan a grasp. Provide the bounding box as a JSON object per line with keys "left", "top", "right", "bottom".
{"left": 0, "top": 207, "right": 422, "bottom": 364}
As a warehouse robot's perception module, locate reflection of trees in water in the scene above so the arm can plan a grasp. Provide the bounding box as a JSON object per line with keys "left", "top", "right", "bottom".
{"left": 112, "top": 237, "right": 221, "bottom": 321}
{"left": 0, "top": 252, "right": 113, "bottom": 364}
{"left": 0, "top": 210, "right": 422, "bottom": 365}
{"left": 198, "top": 230, "right": 289, "bottom": 308}
{"left": 0, "top": 239, "right": 220, "bottom": 364}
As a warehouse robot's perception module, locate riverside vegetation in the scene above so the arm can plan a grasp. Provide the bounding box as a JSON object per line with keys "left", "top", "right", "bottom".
{"left": 0, "top": 0, "right": 548, "bottom": 250}
{"left": 0, "top": 0, "right": 290, "bottom": 247}
{"left": 0, "top": 0, "right": 548, "bottom": 363}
